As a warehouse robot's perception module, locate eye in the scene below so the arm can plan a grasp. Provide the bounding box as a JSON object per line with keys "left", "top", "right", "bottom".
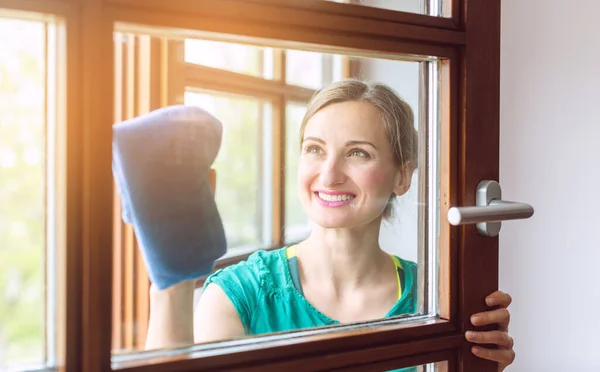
{"left": 349, "top": 149, "right": 370, "bottom": 158}
{"left": 304, "top": 144, "right": 324, "bottom": 155}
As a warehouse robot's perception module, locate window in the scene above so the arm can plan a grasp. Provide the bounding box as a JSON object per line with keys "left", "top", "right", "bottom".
{"left": 328, "top": 0, "right": 440, "bottom": 16}
{"left": 284, "top": 102, "right": 310, "bottom": 243}
{"left": 110, "top": 26, "right": 432, "bottom": 356}
{"left": 184, "top": 90, "right": 270, "bottom": 250}
{"left": 0, "top": 11, "right": 65, "bottom": 372}
{"left": 0, "top": 0, "right": 502, "bottom": 371}
{"left": 184, "top": 39, "right": 269, "bottom": 79}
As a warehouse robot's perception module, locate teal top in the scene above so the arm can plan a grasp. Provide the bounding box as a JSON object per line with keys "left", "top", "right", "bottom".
{"left": 203, "top": 247, "right": 418, "bottom": 371}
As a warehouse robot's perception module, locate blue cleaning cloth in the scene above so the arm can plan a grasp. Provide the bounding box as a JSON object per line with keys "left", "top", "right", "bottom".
{"left": 112, "top": 105, "right": 227, "bottom": 290}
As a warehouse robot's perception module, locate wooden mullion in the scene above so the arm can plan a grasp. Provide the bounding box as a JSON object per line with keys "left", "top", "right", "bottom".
{"left": 108, "top": 0, "right": 463, "bottom": 45}
{"left": 62, "top": 5, "right": 84, "bottom": 371}
{"left": 121, "top": 32, "right": 136, "bottom": 352}
{"left": 166, "top": 39, "right": 185, "bottom": 105}
{"left": 272, "top": 50, "right": 286, "bottom": 246}
{"left": 184, "top": 63, "right": 315, "bottom": 103}
{"left": 185, "top": 79, "right": 312, "bottom": 104}
{"left": 341, "top": 55, "right": 360, "bottom": 79}
{"left": 273, "top": 49, "right": 284, "bottom": 80}
{"left": 79, "top": 0, "right": 114, "bottom": 371}
{"left": 149, "top": 37, "right": 165, "bottom": 109}
{"left": 438, "top": 57, "right": 459, "bottom": 323}
{"left": 109, "top": 5, "right": 456, "bottom": 59}
{"left": 111, "top": 31, "right": 124, "bottom": 353}
{"left": 133, "top": 33, "right": 152, "bottom": 351}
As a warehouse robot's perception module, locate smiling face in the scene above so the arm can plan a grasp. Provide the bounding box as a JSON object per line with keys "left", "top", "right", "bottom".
{"left": 298, "top": 100, "right": 406, "bottom": 229}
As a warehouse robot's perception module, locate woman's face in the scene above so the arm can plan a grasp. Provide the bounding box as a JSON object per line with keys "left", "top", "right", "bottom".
{"left": 298, "top": 100, "right": 404, "bottom": 229}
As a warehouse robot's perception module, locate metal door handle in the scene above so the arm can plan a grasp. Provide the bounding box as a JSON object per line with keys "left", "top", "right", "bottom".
{"left": 447, "top": 180, "right": 534, "bottom": 237}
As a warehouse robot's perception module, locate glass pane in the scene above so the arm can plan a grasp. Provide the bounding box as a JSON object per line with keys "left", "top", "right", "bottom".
{"left": 185, "top": 39, "right": 273, "bottom": 79}
{"left": 286, "top": 50, "right": 322, "bottom": 89}
{"left": 0, "top": 17, "right": 46, "bottom": 370}
{"left": 381, "top": 360, "right": 449, "bottom": 372}
{"left": 284, "top": 102, "right": 310, "bottom": 242}
{"left": 184, "top": 91, "right": 268, "bottom": 252}
{"left": 353, "top": 58, "right": 422, "bottom": 265}
{"left": 111, "top": 24, "right": 438, "bottom": 366}
{"left": 326, "top": 0, "right": 440, "bottom": 16}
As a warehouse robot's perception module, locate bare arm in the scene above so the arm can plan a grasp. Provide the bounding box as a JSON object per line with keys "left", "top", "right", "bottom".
{"left": 193, "top": 283, "right": 246, "bottom": 343}
{"left": 144, "top": 281, "right": 245, "bottom": 350}
{"left": 145, "top": 281, "right": 196, "bottom": 350}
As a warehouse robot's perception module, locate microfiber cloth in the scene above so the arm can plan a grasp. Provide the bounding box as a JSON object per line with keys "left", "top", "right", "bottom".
{"left": 112, "top": 105, "right": 227, "bottom": 290}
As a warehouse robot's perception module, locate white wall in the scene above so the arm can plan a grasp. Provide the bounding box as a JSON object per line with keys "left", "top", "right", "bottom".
{"left": 356, "top": 58, "right": 421, "bottom": 263}
{"left": 500, "top": 0, "right": 600, "bottom": 370}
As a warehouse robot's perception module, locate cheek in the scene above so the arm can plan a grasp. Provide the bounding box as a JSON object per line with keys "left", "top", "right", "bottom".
{"left": 297, "top": 161, "right": 317, "bottom": 188}
{"left": 358, "top": 168, "right": 395, "bottom": 193}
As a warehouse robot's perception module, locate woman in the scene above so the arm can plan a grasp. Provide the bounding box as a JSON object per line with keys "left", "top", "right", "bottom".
{"left": 146, "top": 79, "right": 515, "bottom": 371}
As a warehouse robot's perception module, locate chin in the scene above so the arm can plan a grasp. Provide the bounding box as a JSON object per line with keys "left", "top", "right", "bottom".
{"left": 311, "top": 218, "right": 354, "bottom": 229}
{"left": 309, "top": 205, "right": 388, "bottom": 230}
{"left": 307, "top": 210, "right": 372, "bottom": 230}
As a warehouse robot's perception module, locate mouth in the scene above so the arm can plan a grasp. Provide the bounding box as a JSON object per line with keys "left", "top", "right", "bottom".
{"left": 314, "top": 191, "right": 356, "bottom": 204}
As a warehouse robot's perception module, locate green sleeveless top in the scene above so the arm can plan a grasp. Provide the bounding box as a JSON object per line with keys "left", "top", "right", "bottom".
{"left": 203, "top": 247, "right": 418, "bottom": 371}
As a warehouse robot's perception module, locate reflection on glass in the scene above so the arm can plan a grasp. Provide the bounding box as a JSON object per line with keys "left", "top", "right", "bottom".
{"left": 111, "top": 24, "right": 434, "bottom": 362}
{"left": 0, "top": 18, "right": 46, "bottom": 369}
{"left": 184, "top": 39, "right": 272, "bottom": 79}
{"left": 326, "top": 0, "right": 431, "bottom": 16}
{"left": 385, "top": 361, "right": 449, "bottom": 372}
{"left": 185, "top": 91, "right": 267, "bottom": 250}
{"left": 352, "top": 60, "right": 422, "bottom": 264}
{"left": 284, "top": 102, "right": 310, "bottom": 243}
{"left": 286, "top": 50, "right": 326, "bottom": 89}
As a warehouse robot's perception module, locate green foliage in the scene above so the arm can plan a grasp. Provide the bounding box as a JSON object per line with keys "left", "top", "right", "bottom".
{"left": 0, "top": 18, "right": 46, "bottom": 369}
{"left": 285, "top": 103, "right": 310, "bottom": 238}
{"left": 185, "top": 92, "right": 262, "bottom": 248}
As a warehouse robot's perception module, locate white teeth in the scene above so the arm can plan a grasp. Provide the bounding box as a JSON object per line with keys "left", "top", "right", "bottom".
{"left": 317, "top": 192, "right": 355, "bottom": 202}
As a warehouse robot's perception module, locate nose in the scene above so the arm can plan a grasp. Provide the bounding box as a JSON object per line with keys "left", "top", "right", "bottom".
{"left": 319, "top": 155, "right": 346, "bottom": 187}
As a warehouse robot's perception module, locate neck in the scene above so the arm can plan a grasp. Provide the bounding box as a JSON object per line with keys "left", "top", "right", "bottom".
{"left": 297, "top": 217, "right": 389, "bottom": 291}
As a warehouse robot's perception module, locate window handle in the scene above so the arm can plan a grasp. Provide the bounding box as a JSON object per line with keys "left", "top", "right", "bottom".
{"left": 447, "top": 180, "right": 534, "bottom": 237}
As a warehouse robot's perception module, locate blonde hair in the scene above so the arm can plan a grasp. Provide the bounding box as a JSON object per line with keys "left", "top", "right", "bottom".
{"left": 299, "top": 78, "right": 418, "bottom": 219}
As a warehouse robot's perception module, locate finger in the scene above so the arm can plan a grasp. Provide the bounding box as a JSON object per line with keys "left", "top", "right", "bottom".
{"left": 472, "top": 346, "right": 516, "bottom": 366}
{"left": 471, "top": 308, "right": 510, "bottom": 330}
{"left": 466, "top": 331, "right": 514, "bottom": 349}
{"left": 486, "top": 291, "right": 512, "bottom": 308}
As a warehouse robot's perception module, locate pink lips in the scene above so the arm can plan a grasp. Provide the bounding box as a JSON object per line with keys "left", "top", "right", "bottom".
{"left": 314, "top": 191, "right": 356, "bottom": 208}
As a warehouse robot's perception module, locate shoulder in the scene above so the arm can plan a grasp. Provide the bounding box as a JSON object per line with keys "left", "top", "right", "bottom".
{"left": 201, "top": 247, "right": 288, "bottom": 330}
{"left": 204, "top": 247, "right": 288, "bottom": 292}
{"left": 216, "top": 248, "right": 286, "bottom": 275}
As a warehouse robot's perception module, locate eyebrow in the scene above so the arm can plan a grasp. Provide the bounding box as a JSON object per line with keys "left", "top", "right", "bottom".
{"left": 302, "top": 136, "right": 378, "bottom": 149}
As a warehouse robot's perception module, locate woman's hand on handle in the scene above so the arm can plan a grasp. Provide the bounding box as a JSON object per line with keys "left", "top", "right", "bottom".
{"left": 465, "top": 290, "right": 515, "bottom": 371}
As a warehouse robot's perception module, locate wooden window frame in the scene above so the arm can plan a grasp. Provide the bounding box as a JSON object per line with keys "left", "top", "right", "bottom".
{"left": 0, "top": 0, "right": 501, "bottom": 371}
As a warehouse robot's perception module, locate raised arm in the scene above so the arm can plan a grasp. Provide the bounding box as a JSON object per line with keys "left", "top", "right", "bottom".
{"left": 145, "top": 281, "right": 196, "bottom": 350}
{"left": 144, "top": 281, "right": 245, "bottom": 350}
{"left": 114, "top": 105, "right": 230, "bottom": 350}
